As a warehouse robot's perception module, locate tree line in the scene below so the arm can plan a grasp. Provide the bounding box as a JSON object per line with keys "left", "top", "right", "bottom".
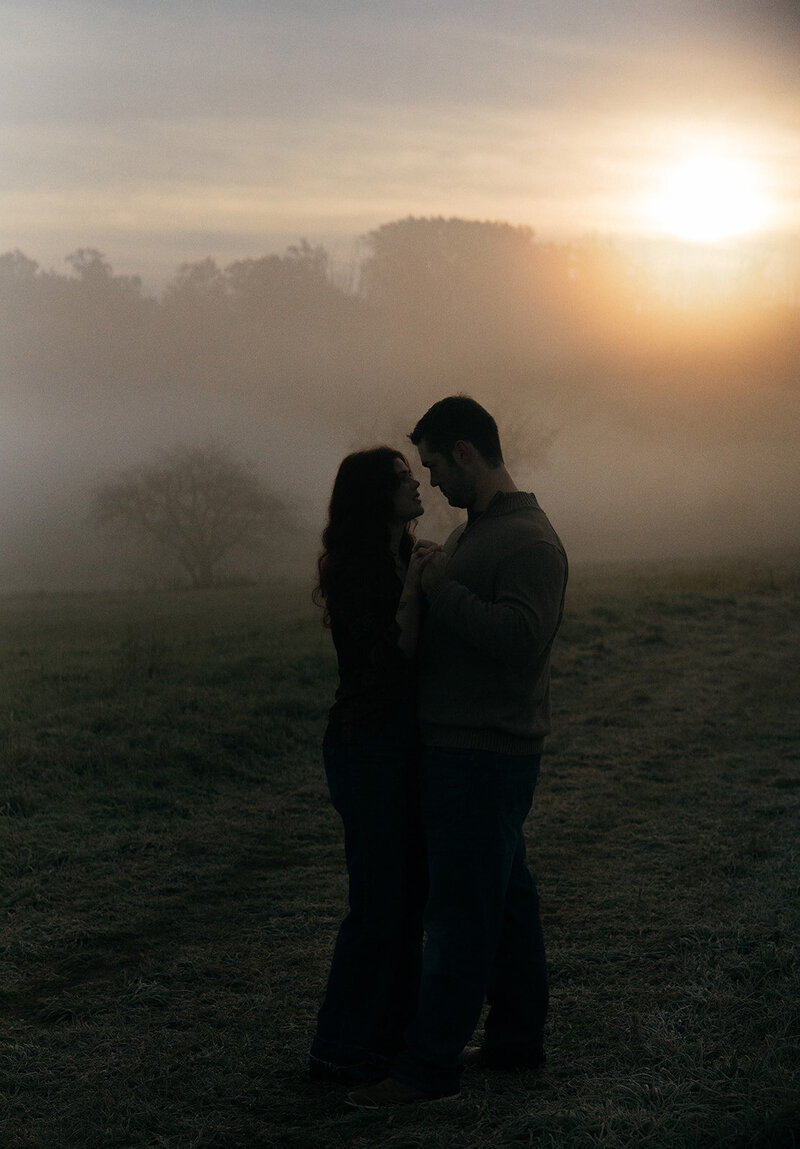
{"left": 3, "top": 217, "right": 799, "bottom": 588}
{"left": 3, "top": 219, "right": 797, "bottom": 420}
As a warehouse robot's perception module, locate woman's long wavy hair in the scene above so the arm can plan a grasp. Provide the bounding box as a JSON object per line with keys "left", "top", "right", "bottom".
{"left": 314, "top": 446, "right": 416, "bottom": 628}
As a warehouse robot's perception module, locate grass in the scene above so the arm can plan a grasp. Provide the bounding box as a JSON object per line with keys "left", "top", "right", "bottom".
{"left": 1, "top": 559, "right": 799, "bottom": 1148}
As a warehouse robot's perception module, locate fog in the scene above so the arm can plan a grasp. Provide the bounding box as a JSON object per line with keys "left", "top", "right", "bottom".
{"left": 1, "top": 222, "right": 798, "bottom": 592}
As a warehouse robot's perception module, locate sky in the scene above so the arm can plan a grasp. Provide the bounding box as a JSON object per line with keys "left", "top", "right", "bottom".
{"left": 3, "top": 0, "right": 800, "bottom": 288}
{"left": 2, "top": 0, "right": 800, "bottom": 586}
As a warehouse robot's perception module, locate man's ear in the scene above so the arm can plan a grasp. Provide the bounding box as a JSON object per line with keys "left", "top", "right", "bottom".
{"left": 451, "top": 439, "right": 474, "bottom": 465}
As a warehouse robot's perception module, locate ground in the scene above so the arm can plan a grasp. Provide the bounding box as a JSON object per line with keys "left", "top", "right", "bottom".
{"left": 1, "top": 558, "right": 798, "bottom": 1148}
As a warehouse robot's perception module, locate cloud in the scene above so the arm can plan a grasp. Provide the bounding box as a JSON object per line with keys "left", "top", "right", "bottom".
{"left": 7, "top": 0, "right": 795, "bottom": 130}
{"left": 2, "top": 0, "right": 798, "bottom": 279}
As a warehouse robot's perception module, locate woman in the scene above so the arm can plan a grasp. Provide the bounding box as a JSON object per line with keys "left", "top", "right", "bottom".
{"left": 309, "top": 446, "right": 432, "bottom": 1086}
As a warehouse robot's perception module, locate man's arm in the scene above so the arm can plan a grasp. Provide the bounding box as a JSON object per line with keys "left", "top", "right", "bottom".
{"left": 422, "top": 543, "right": 567, "bottom": 666}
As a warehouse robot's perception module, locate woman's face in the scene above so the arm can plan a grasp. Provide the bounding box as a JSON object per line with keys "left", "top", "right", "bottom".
{"left": 391, "top": 456, "right": 424, "bottom": 523}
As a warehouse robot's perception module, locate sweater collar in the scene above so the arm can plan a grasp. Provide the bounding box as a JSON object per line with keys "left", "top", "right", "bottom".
{"left": 484, "top": 490, "right": 539, "bottom": 515}
{"left": 466, "top": 490, "right": 539, "bottom": 525}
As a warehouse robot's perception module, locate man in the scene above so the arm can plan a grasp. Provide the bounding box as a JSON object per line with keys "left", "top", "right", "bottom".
{"left": 347, "top": 395, "right": 568, "bottom": 1108}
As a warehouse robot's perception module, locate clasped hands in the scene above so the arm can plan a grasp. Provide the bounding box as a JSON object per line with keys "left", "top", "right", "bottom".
{"left": 409, "top": 539, "right": 448, "bottom": 597}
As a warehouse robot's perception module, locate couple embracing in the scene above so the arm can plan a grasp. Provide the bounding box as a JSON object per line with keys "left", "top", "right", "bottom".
{"left": 309, "top": 396, "right": 568, "bottom": 1107}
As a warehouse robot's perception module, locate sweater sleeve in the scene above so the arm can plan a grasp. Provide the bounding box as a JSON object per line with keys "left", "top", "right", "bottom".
{"left": 425, "top": 541, "right": 566, "bottom": 666}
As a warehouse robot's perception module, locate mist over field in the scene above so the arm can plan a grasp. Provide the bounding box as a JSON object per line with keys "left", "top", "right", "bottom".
{"left": 1, "top": 220, "right": 798, "bottom": 592}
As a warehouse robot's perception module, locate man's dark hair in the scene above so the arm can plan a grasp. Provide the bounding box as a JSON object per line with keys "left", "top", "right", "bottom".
{"left": 409, "top": 395, "right": 503, "bottom": 467}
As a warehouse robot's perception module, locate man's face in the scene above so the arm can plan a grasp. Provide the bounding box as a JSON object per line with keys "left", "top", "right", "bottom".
{"left": 416, "top": 438, "right": 476, "bottom": 509}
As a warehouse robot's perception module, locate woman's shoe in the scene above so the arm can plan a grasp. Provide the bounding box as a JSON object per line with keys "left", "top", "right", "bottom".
{"left": 346, "top": 1077, "right": 460, "bottom": 1108}
{"left": 308, "top": 1054, "right": 390, "bottom": 1086}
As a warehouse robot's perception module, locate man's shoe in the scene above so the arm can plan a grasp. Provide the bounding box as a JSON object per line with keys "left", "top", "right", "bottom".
{"left": 346, "top": 1077, "right": 460, "bottom": 1108}
{"left": 309, "top": 1054, "right": 389, "bottom": 1086}
{"left": 460, "top": 1045, "right": 546, "bottom": 1071}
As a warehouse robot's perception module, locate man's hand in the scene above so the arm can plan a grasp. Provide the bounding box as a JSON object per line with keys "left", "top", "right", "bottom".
{"left": 413, "top": 540, "right": 448, "bottom": 597}
{"left": 413, "top": 539, "right": 440, "bottom": 558}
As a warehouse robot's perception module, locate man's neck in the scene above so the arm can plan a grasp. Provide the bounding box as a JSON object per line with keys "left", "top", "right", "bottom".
{"left": 468, "top": 466, "right": 518, "bottom": 514}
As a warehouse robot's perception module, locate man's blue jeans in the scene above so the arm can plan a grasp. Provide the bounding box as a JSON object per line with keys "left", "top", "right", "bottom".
{"left": 310, "top": 719, "right": 426, "bottom": 1067}
{"left": 391, "top": 746, "right": 548, "bottom": 1095}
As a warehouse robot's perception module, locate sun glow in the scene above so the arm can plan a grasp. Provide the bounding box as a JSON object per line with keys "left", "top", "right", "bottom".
{"left": 648, "top": 151, "right": 774, "bottom": 243}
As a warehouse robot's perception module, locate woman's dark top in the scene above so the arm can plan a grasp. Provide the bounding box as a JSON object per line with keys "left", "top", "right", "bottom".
{"left": 323, "top": 567, "right": 416, "bottom": 747}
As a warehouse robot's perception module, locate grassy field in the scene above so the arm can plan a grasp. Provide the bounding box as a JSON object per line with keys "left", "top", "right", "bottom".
{"left": 1, "top": 558, "right": 799, "bottom": 1149}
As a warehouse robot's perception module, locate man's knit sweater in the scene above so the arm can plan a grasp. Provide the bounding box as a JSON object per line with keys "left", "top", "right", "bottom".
{"left": 418, "top": 491, "right": 568, "bottom": 755}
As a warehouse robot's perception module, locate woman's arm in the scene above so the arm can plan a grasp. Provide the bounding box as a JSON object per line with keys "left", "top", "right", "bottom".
{"left": 394, "top": 552, "right": 424, "bottom": 659}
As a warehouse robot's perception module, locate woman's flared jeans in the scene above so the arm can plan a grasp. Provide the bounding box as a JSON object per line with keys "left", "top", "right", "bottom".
{"left": 311, "top": 722, "right": 426, "bottom": 1067}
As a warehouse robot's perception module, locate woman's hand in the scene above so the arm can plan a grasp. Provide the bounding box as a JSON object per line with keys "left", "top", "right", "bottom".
{"left": 402, "top": 549, "right": 425, "bottom": 594}
{"left": 413, "top": 539, "right": 448, "bottom": 597}
{"left": 395, "top": 548, "right": 431, "bottom": 658}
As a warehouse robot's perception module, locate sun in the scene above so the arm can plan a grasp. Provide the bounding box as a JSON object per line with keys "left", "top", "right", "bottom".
{"left": 648, "top": 152, "right": 774, "bottom": 243}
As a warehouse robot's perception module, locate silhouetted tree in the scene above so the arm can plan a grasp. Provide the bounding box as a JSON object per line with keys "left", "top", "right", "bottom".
{"left": 225, "top": 241, "right": 344, "bottom": 371}
{"left": 0, "top": 249, "right": 39, "bottom": 281}
{"left": 65, "top": 248, "right": 141, "bottom": 296}
{"left": 158, "top": 258, "right": 234, "bottom": 384}
{"left": 226, "top": 240, "right": 331, "bottom": 310}
{"left": 355, "top": 216, "right": 572, "bottom": 396}
{"left": 93, "top": 443, "right": 289, "bottom": 588}
{"left": 360, "top": 216, "right": 539, "bottom": 324}
{"left": 155, "top": 242, "right": 361, "bottom": 399}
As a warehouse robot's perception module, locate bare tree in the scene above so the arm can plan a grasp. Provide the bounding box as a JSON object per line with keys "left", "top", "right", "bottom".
{"left": 93, "top": 443, "right": 289, "bottom": 588}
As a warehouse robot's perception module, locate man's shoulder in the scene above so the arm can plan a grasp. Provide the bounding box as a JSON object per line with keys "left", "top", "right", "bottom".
{"left": 451, "top": 509, "right": 566, "bottom": 569}
{"left": 443, "top": 522, "right": 467, "bottom": 553}
{"left": 490, "top": 500, "right": 564, "bottom": 550}
{"left": 518, "top": 510, "right": 565, "bottom": 551}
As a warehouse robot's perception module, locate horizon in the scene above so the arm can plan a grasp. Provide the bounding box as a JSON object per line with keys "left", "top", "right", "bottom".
{"left": 6, "top": 225, "right": 800, "bottom": 307}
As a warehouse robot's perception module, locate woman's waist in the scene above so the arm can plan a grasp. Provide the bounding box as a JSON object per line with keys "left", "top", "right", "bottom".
{"left": 324, "top": 689, "right": 417, "bottom": 747}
